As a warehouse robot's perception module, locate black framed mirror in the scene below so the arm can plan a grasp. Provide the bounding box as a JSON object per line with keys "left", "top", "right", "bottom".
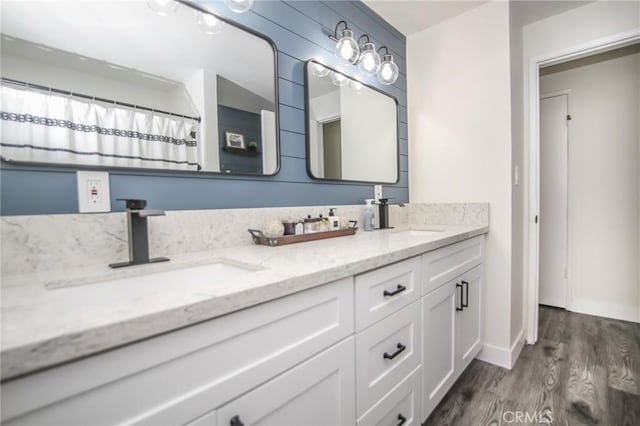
{"left": 0, "top": 0, "right": 279, "bottom": 176}
{"left": 304, "top": 59, "right": 399, "bottom": 184}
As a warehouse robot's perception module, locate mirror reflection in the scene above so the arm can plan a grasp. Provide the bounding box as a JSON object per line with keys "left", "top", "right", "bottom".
{"left": 0, "top": 1, "right": 278, "bottom": 175}
{"left": 305, "top": 60, "right": 398, "bottom": 183}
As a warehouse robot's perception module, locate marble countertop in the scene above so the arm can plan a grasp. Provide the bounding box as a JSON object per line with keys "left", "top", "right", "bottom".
{"left": 1, "top": 224, "right": 488, "bottom": 380}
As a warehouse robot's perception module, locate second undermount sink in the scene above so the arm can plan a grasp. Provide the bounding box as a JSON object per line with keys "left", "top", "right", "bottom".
{"left": 391, "top": 228, "right": 445, "bottom": 237}
{"left": 46, "top": 259, "right": 262, "bottom": 308}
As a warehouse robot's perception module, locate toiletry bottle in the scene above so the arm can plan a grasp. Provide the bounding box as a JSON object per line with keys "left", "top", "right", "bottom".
{"left": 364, "top": 199, "right": 375, "bottom": 232}
{"left": 328, "top": 208, "right": 340, "bottom": 231}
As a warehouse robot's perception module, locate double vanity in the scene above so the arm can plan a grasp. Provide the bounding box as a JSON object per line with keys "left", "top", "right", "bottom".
{"left": 1, "top": 208, "right": 488, "bottom": 426}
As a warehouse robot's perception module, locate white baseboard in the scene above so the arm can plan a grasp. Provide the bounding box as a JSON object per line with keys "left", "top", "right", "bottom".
{"left": 569, "top": 300, "right": 639, "bottom": 323}
{"left": 476, "top": 329, "right": 525, "bottom": 369}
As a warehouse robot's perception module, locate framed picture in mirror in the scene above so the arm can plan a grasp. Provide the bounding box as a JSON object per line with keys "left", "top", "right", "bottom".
{"left": 225, "top": 132, "right": 246, "bottom": 150}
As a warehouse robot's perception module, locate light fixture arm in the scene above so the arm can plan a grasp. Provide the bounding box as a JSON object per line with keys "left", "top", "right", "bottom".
{"left": 357, "top": 34, "right": 371, "bottom": 48}
{"left": 377, "top": 46, "right": 390, "bottom": 56}
{"left": 329, "top": 20, "right": 349, "bottom": 41}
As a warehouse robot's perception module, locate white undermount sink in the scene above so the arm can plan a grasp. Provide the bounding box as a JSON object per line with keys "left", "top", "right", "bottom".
{"left": 46, "top": 260, "right": 261, "bottom": 307}
{"left": 391, "top": 229, "right": 445, "bottom": 237}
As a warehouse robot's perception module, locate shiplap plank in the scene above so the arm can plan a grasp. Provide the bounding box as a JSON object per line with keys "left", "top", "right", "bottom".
{"left": 280, "top": 130, "right": 306, "bottom": 159}
{"left": 279, "top": 78, "right": 305, "bottom": 109}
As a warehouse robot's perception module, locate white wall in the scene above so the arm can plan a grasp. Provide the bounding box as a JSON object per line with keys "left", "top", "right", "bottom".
{"left": 520, "top": 0, "right": 640, "bottom": 325}
{"left": 539, "top": 48, "right": 640, "bottom": 321}
{"left": 408, "top": 1, "right": 515, "bottom": 357}
{"left": 509, "top": 4, "right": 526, "bottom": 346}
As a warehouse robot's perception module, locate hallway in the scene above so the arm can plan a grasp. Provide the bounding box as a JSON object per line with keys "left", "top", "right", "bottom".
{"left": 424, "top": 306, "right": 640, "bottom": 425}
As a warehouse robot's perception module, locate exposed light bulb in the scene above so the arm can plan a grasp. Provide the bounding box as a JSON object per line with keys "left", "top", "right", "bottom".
{"left": 197, "top": 12, "right": 225, "bottom": 35}
{"left": 334, "top": 29, "right": 359, "bottom": 64}
{"left": 349, "top": 80, "right": 363, "bottom": 92}
{"left": 225, "top": 0, "right": 254, "bottom": 13}
{"left": 377, "top": 54, "right": 399, "bottom": 85}
{"left": 145, "top": 0, "right": 179, "bottom": 16}
{"left": 330, "top": 71, "right": 348, "bottom": 87}
{"left": 358, "top": 43, "right": 381, "bottom": 75}
{"left": 310, "top": 62, "right": 330, "bottom": 78}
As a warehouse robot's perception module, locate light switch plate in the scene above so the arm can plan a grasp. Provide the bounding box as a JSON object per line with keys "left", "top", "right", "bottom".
{"left": 77, "top": 171, "right": 111, "bottom": 213}
{"left": 374, "top": 185, "right": 383, "bottom": 203}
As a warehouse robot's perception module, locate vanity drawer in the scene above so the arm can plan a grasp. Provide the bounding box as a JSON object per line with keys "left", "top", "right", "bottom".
{"left": 1, "top": 278, "right": 354, "bottom": 426}
{"left": 421, "top": 235, "right": 484, "bottom": 295}
{"left": 355, "top": 256, "right": 421, "bottom": 331}
{"left": 216, "top": 337, "right": 355, "bottom": 426}
{"left": 355, "top": 300, "right": 422, "bottom": 416}
{"left": 357, "top": 366, "right": 422, "bottom": 426}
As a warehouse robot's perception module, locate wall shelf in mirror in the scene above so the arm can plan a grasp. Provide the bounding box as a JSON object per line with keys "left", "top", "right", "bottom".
{"left": 0, "top": 0, "right": 280, "bottom": 177}
{"left": 304, "top": 59, "right": 399, "bottom": 184}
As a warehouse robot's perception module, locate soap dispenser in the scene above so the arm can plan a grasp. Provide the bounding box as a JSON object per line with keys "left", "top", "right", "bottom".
{"left": 328, "top": 208, "right": 340, "bottom": 231}
{"left": 364, "top": 199, "right": 375, "bottom": 232}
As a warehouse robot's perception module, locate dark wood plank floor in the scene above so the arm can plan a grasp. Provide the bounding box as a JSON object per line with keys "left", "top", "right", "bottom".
{"left": 424, "top": 306, "right": 640, "bottom": 425}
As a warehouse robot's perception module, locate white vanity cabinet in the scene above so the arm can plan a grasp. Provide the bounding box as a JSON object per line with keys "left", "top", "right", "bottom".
{"left": 421, "top": 236, "right": 485, "bottom": 422}
{"left": 1, "top": 278, "right": 355, "bottom": 426}
{"left": 1, "top": 233, "right": 486, "bottom": 426}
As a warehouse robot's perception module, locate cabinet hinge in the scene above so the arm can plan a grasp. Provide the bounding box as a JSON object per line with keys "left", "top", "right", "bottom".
{"left": 535, "top": 215, "right": 538, "bottom": 224}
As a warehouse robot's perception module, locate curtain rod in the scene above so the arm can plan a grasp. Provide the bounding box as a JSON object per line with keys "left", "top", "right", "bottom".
{"left": 1, "top": 77, "right": 202, "bottom": 123}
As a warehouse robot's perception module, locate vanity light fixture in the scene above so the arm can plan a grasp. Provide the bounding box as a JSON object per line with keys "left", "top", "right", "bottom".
{"left": 330, "top": 20, "right": 359, "bottom": 65}
{"left": 147, "top": 0, "right": 253, "bottom": 17}
{"left": 349, "top": 79, "right": 364, "bottom": 93}
{"left": 145, "top": 0, "right": 179, "bottom": 16}
{"left": 310, "top": 62, "right": 330, "bottom": 78}
{"left": 224, "top": 0, "right": 254, "bottom": 13}
{"left": 357, "top": 35, "right": 381, "bottom": 75}
{"left": 197, "top": 11, "right": 225, "bottom": 35}
{"left": 377, "top": 46, "right": 399, "bottom": 85}
{"left": 328, "top": 20, "right": 399, "bottom": 86}
{"left": 330, "top": 71, "right": 349, "bottom": 87}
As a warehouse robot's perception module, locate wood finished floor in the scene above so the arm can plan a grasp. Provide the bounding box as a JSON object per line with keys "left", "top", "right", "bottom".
{"left": 424, "top": 306, "right": 640, "bottom": 426}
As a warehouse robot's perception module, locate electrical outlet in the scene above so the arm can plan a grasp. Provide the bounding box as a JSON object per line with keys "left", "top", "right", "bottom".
{"left": 77, "top": 171, "right": 111, "bottom": 213}
{"left": 374, "top": 185, "right": 383, "bottom": 203}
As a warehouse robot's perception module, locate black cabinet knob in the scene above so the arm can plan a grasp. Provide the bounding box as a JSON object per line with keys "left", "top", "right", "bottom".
{"left": 230, "top": 415, "right": 244, "bottom": 426}
{"left": 384, "top": 284, "right": 407, "bottom": 297}
{"left": 397, "top": 413, "right": 407, "bottom": 426}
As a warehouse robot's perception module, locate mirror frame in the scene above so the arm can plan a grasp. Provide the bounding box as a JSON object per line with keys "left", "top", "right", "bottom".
{"left": 0, "top": 0, "right": 281, "bottom": 177}
{"left": 303, "top": 59, "right": 400, "bottom": 185}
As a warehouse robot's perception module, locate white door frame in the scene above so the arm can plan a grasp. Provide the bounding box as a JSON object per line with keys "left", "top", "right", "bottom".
{"left": 526, "top": 29, "right": 640, "bottom": 344}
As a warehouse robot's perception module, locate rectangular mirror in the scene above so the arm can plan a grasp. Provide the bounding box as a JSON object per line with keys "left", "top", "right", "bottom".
{"left": 305, "top": 60, "right": 398, "bottom": 184}
{"left": 0, "top": 0, "right": 279, "bottom": 175}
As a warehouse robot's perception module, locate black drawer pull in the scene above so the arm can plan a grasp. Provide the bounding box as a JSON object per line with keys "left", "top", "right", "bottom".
{"left": 462, "top": 280, "right": 469, "bottom": 308}
{"left": 230, "top": 415, "right": 244, "bottom": 426}
{"left": 397, "top": 413, "right": 407, "bottom": 426}
{"left": 384, "top": 284, "right": 407, "bottom": 297}
{"left": 383, "top": 343, "right": 406, "bottom": 360}
{"left": 456, "top": 283, "right": 464, "bottom": 311}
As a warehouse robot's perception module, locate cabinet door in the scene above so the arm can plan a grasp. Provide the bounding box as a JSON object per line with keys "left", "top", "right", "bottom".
{"left": 456, "top": 265, "right": 483, "bottom": 372}
{"left": 421, "top": 280, "right": 457, "bottom": 422}
{"left": 217, "top": 337, "right": 355, "bottom": 426}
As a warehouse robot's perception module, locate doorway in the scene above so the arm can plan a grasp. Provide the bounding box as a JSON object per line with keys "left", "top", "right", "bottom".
{"left": 526, "top": 30, "right": 640, "bottom": 344}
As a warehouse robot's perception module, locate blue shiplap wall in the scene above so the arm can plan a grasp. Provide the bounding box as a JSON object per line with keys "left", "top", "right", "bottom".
{"left": 0, "top": 0, "right": 408, "bottom": 215}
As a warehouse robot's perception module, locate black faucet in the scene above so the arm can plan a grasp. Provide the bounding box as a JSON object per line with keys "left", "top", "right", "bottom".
{"left": 377, "top": 198, "right": 406, "bottom": 229}
{"left": 109, "top": 199, "right": 170, "bottom": 268}
{"left": 378, "top": 198, "right": 391, "bottom": 229}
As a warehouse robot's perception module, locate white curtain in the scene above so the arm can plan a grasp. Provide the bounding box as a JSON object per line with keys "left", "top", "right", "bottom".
{"left": 0, "top": 85, "right": 201, "bottom": 170}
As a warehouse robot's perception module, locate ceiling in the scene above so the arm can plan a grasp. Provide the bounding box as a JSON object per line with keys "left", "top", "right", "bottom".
{"left": 363, "top": 0, "right": 593, "bottom": 36}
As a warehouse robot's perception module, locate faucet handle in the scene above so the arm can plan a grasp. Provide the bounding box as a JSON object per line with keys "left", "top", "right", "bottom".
{"left": 117, "top": 198, "right": 147, "bottom": 210}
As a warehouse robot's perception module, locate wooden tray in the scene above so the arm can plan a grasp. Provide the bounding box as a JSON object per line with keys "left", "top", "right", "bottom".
{"left": 249, "top": 223, "right": 358, "bottom": 247}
